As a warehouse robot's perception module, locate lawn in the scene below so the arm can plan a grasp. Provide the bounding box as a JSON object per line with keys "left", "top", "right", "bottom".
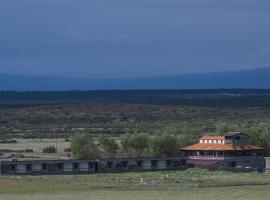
{"left": 0, "top": 169, "right": 269, "bottom": 199}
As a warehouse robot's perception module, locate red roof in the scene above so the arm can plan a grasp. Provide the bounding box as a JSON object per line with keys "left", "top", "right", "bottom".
{"left": 181, "top": 143, "right": 263, "bottom": 151}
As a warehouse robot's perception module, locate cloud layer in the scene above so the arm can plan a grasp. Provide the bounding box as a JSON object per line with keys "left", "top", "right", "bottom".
{"left": 0, "top": 0, "right": 270, "bottom": 78}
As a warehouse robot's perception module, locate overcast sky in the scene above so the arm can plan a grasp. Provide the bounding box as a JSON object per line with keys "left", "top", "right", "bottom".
{"left": 0, "top": 0, "right": 270, "bottom": 78}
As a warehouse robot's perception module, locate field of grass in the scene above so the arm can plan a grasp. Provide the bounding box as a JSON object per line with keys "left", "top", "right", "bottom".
{"left": 1, "top": 186, "right": 270, "bottom": 200}
{"left": 1, "top": 102, "right": 270, "bottom": 140}
{"left": 0, "top": 169, "right": 269, "bottom": 200}
{"left": 0, "top": 138, "right": 69, "bottom": 153}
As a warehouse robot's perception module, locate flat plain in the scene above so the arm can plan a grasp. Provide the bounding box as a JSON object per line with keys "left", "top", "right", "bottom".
{"left": 0, "top": 169, "right": 270, "bottom": 200}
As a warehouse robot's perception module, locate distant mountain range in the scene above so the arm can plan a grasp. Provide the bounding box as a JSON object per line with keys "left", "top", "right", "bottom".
{"left": 1, "top": 67, "right": 270, "bottom": 91}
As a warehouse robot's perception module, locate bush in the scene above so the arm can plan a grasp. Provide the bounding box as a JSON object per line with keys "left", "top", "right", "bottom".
{"left": 43, "top": 146, "right": 57, "bottom": 153}
{"left": 120, "top": 133, "right": 150, "bottom": 157}
{"left": 246, "top": 127, "right": 270, "bottom": 156}
{"left": 0, "top": 139, "right": 17, "bottom": 144}
{"left": 71, "top": 133, "right": 100, "bottom": 159}
{"left": 150, "top": 133, "right": 180, "bottom": 157}
{"left": 64, "top": 148, "right": 71, "bottom": 153}
{"left": 24, "top": 149, "right": 34, "bottom": 153}
{"left": 98, "top": 135, "right": 119, "bottom": 158}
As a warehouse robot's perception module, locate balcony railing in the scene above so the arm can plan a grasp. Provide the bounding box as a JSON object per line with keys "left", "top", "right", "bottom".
{"left": 187, "top": 156, "right": 225, "bottom": 160}
{"left": 187, "top": 156, "right": 264, "bottom": 160}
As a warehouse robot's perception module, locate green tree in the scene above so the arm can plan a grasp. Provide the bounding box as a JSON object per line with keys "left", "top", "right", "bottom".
{"left": 98, "top": 135, "right": 119, "bottom": 158}
{"left": 150, "top": 133, "right": 180, "bottom": 157}
{"left": 246, "top": 127, "right": 270, "bottom": 156}
{"left": 70, "top": 133, "right": 100, "bottom": 159}
{"left": 120, "top": 133, "right": 149, "bottom": 157}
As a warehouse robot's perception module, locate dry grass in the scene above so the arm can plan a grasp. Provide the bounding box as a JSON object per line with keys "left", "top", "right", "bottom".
{"left": 0, "top": 185, "right": 269, "bottom": 200}
{"left": 0, "top": 169, "right": 269, "bottom": 195}
{"left": 0, "top": 138, "right": 69, "bottom": 153}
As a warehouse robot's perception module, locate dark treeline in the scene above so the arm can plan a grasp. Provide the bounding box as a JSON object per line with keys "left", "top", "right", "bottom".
{"left": 2, "top": 89, "right": 270, "bottom": 107}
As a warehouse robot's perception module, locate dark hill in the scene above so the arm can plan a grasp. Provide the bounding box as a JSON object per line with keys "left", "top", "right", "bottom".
{"left": 1, "top": 67, "right": 270, "bottom": 91}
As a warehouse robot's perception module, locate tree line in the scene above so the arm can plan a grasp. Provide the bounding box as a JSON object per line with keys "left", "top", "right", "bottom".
{"left": 70, "top": 126, "right": 270, "bottom": 159}
{"left": 70, "top": 132, "right": 196, "bottom": 159}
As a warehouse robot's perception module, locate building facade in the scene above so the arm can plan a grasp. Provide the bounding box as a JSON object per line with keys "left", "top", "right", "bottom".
{"left": 181, "top": 132, "right": 265, "bottom": 170}
{"left": 0, "top": 157, "right": 187, "bottom": 175}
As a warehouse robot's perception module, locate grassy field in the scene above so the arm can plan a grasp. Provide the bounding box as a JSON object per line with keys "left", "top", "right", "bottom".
{"left": 0, "top": 138, "right": 69, "bottom": 153}
{"left": 0, "top": 169, "right": 269, "bottom": 200}
{"left": 1, "top": 102, "right": 270, "bottom": 139}
{"left": 0, "top": 186, "right": 270, "bottom": 200}
{"left": 1, "top": 90, "right": 270, "bottom": 199}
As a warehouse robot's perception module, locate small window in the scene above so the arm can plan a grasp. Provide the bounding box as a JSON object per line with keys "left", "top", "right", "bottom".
{"left": 166, "top": 160, "right": 172, "bottom": 167}
{"left": 89, "top": 162, "right": 94, "bottom": 168}
{"left": 42, "top": 164, "right": 47, "bottom": 170}
{"left": 26, "top": 164, "right": 32, "bottom": 171}
{"left": 137, "top": 160, "right": 143, "bottom": 167}
{"left": 73, "top": 163, "right": 79, "bottom": 170}
{"left": 107, "top": 161, "right": 113, "bottom": 168}
{"left": 122, "top": 161, "right": 128, "bottom": 168}
{"left": 58, "top": 163, "right": 63, "bottom": 170}
{"left": 11, "top": 165, "right": 16, "bottom": 171}
{"left": 151, "top": 160, "right": 157, "bottom": 167}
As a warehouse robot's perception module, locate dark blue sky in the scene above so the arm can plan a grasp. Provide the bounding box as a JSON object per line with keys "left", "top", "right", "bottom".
{"left": 0, "top": 0, "right": 270, "bottom": 78}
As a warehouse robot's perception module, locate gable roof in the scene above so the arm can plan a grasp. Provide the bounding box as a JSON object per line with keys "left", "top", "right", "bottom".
{"left": 224, "top": 132, "right": 248, "bottom": 137}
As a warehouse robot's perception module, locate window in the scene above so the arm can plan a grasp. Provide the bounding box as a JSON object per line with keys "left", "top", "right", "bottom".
{"left": 107, "top": 161, "right": 113, "bottom": 168}
{"left": 73, "top": 163, "right": 79, "bottom": 170}
{"left": 151, "top": 160, "right": 157, "bottom": 167}
{"left": 58, "top": 163, "right": 63, "bottom": 170}
{"left": 137, "top": 160, "right": 143, "bottom": 167}
{"left": 26, "top": 164, "right": 32, "bottom": 171}
{"left": 89, "top": 162, "right": 94, "bottom": 168}
{"left": 166, "top": 160, "right": 172, "bottom": 167}
{"left": 42, "top": 164, "right": 47, "bottom": 170}
{"left": 122, "top": 161, "right": 128, "bottom": 168}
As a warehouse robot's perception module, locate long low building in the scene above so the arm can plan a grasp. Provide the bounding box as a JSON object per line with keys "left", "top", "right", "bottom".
{"left": 0, "top": 155, "right": 269, "bottom": 176}
{"left": 0, "top": 157, "right": 187, "bottom": 175}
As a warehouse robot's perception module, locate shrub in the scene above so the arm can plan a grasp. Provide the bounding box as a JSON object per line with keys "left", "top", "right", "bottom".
{"left": 64, "top": 148, "right": 71, "bottom": 153}
{"left": 70, "top": 133, "right": 100, "bottom": 159}
{"left": 98, "top": 135, "right": 119, "bottom": 158}
{"left": 24, "top": 149, "right": 34, "bottom": 153}
{"left": 150, "top": 133, "right": 179, "bottom": 157}
{"left": 120, "top": 133, "right": 149, "bottom": 157}
{"left": 43, "top": 146, "right": 57, "bottom": 153}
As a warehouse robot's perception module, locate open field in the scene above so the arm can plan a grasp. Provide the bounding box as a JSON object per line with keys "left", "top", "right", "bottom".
{"left": 1, "top": 102, "right": 270, "bottom": 140}
{"left": 0, "top": 169, "right": 270, "bottom": 200}
{"left": 1, "top": 186, "right": 270, "bottom": 200}
{"left": 1, "top": 89, "right": 270, "bottom": 140}
{"left": 0, "top": 138, "right": 69, "bottom": 153}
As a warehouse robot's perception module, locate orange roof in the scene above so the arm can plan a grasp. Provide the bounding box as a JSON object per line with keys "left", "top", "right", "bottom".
{"left": 200, "top": 136, "right": 224, "bottom": 140}
{"left": 181, "top": 143, "right": 263, "bottom": 151}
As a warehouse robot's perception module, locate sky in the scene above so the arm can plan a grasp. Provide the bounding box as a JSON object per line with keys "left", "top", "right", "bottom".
{"left": 0, "top": 0, "right": 270, "bottom": 79}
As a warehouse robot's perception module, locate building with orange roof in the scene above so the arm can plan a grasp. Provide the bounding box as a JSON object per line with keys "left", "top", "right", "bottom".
{"left": 181, "top": 132, "right": 265, "bottom": 170}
